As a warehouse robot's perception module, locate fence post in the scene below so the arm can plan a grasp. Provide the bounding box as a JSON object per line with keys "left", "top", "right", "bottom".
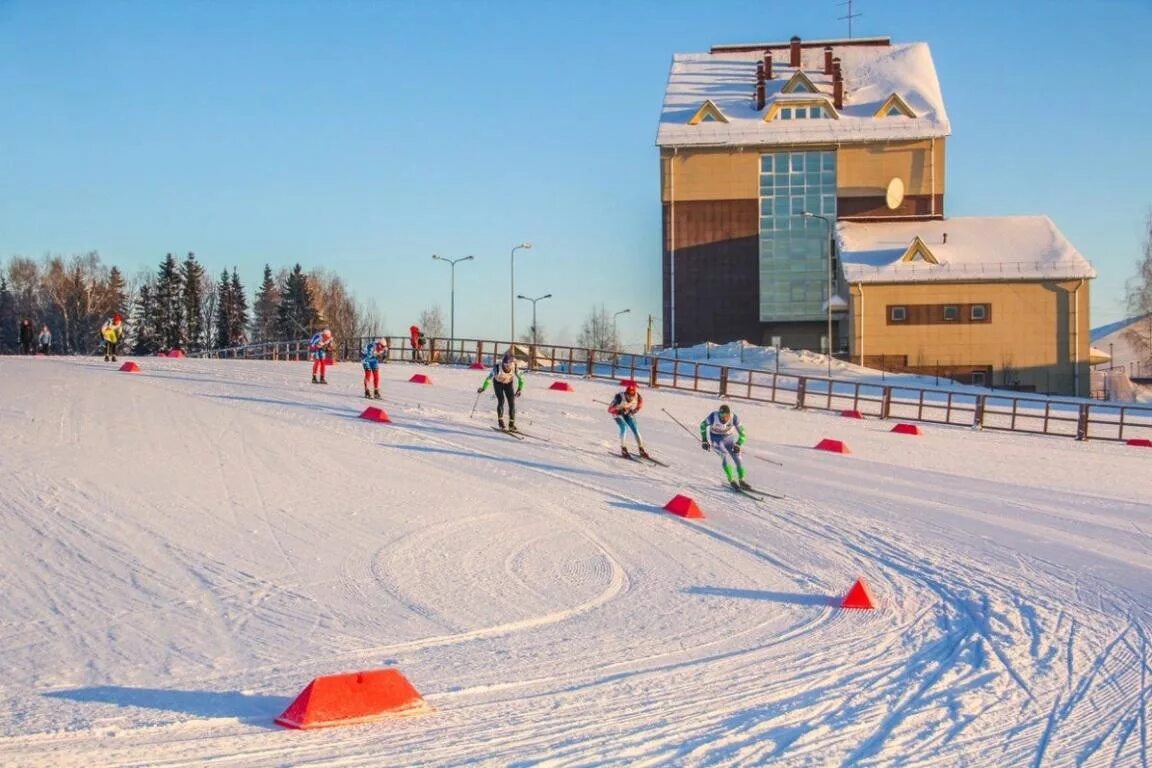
{"left": 795, "top": 377, "right": 807, "bottom": 410}
{"left": 719, "top": 366, "right": 729, "bottom": 397}
{"left": 974, "top": 394, "right": 986, "bottom": 429}
{"left": 880, "top": 387, "right": 892, "bottom": 420}
{"left": 1075, "top": 403, "right": 1090, "bottom": 441}
{"left": 585, "top": 349, "right": 595, "bottom": 379}
{"left": 649, "top": 356, "right": 658, "bottom": 388}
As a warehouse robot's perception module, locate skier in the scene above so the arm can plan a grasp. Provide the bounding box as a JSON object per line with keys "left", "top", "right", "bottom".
{"left": 700, "top": 403, "right": 752, "bottom": 491}
{"left": 609, "top": 380, "right": 649, "bottom": 458}
{"left": 309, "top": 328, "right": 334, "bottom": 384}
{"left": 477, "top": 352, "right": 524, "bottom": 431}
{"left": 361, "top": 338, "right": 387, "bottom": 399}
{"left": 408, "top": 324, "right": 424, "bottom": 363}
{"left": 101, "top": 314, "right": 124, "bottom": 362}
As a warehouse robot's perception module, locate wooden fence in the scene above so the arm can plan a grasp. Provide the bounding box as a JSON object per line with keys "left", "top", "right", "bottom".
{"left": 201, "top": 336, "right": 1152, "bottom": 443}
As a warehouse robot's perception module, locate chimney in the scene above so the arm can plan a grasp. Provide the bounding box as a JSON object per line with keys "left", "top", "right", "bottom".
{"left": 763, "top": 50, "right": 774, "bottom": 80}
{"left": 755, "top": 61, "right": 766, "bottom": 109}
{"left": 824, "top": 46, "right": 833, "bottom": 75}
{"left": 790, "top": 36, "right": 801, "bottom": 67}
{"left": 943, "top": 232, "right": 949, "bottom": 244}
{"left": 832, "top": 57, "right": 843, "bottom": 109}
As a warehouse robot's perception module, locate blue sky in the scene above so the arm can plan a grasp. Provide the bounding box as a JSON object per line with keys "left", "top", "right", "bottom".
{"left": 1, "top": 0, "right": 1149, "bottom": 348}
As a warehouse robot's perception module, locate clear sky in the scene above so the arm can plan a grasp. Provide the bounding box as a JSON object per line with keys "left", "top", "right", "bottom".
{"left": 1, "top": 0, "right": 1149, "bottom": 348}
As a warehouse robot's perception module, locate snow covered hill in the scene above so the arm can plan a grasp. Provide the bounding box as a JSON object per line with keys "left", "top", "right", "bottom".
{"left": 0, "top": 356, "right": 1149, "bottom": 767}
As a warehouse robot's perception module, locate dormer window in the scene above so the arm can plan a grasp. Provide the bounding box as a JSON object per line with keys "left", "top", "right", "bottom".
{"left": 765, "top": 99, "right": 839, "bottom": 122}
{"left": 875, "top": 93, "right": 917, "bottom": 118}
{"left": 688, "top": 99, "right": 729, "bottom": 125}
{"left": 781, "top": 71, "right": 819, "bottom": 94}
{"left": 900, "top": 236, "right": 940, "bottom": 264}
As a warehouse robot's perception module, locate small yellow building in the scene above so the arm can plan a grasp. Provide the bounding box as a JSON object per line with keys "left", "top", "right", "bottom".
{"left": 837, "top": 216, "right": 1096, "bottom": 395}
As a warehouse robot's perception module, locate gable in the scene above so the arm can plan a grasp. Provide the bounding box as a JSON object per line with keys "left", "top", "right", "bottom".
{"left": 900, "top": 236, "right": 939, "bottom": 264}
{"left": 781, "top": 71, "right": 819, "bottom": 94}
{"left": 688, "top": 99, "right": 729, "bottom": 125}
{"left": 875, "top": 93, "right": 917, "bottom": 118}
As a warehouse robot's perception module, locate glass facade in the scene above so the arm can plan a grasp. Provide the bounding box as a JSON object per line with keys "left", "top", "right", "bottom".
{"left": 758, "top": 150, "right": 837, "bottom": 322}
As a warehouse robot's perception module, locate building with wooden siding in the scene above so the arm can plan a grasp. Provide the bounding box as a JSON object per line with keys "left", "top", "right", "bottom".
{"left": 657, "top": 35, "right": 1095, "bottom": 395}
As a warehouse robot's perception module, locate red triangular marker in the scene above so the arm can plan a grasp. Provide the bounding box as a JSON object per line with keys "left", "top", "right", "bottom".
{"left": 841, "top": 578, "right": 876, "bottom": 610}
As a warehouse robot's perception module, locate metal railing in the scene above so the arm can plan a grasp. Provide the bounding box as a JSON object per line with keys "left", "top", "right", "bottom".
{"left": 200, "top": 336, "right": 1152, "bottom": 443}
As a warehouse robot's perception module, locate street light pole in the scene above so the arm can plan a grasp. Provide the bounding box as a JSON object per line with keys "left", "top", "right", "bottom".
{"left": 510, "top": 242, "right": 533, "bottom": 345}
{"left": 613, "top": 308, "right": 631, "bottom": 351}
{"left": 516, "top": 293, "right": 552, "bottom": 346}
{"left": 803, "top": 211, "right": 835, "bottom": 377}
{"left": 431, "top": 254, "right": 474, "bottom": 344}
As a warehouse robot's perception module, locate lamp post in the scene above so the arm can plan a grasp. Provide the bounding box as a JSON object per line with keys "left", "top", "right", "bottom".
{"left": 803, "top": 211, "right": 835, "bottom": 377}
{"left": 431, "top": 254, "right": 474, "bottom": 344}
{"left": 510, "top": 242, "right": 533, "bottom": 344}
{"left": 613, "top": 308, "right": 631, "bottom": 351}
{"left": 517, "top": 293, "right": 552, "bottom": 346}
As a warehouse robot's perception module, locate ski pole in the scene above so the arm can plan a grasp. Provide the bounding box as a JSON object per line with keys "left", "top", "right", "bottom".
{"left": 469, "top": 389, "right": 482, "bottom": 419}
{"left": 661, "top": 407, "right": 698, "bottom": 439}
{"left": 754, "top": 454, "right": 784, "bottom": 467}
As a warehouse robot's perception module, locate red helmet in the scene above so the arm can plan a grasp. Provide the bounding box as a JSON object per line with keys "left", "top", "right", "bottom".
{"left": 113, "top": 313, "right": 122, "bottom": 323}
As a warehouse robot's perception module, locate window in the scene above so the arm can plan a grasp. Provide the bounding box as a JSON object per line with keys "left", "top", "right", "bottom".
{"left": 971, "top": 371, "right": 986, "bottom": 386}
{"left": 890, "top": 306, "right": 907, "bottom": 322}
{"left": 943, "top": 305, "right": 959, "bottom": 321}
{"left": 970, "top": 304, "right": 988, "bottom": 321}
{"left": 780, "top": 107, "right": 793, "bottom": 119}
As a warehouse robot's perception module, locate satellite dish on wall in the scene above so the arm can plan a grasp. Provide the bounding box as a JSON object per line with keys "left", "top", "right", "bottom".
{"left": 885, "top": 177, "right": 905, "bottom": 210}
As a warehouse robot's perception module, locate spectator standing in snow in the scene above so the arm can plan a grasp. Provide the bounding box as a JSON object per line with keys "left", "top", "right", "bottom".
{"left": 19, "top": 319, "right": 34, "bottom": 355}
{"left": 37, "top": 324, "right": 51, "bottom": 354}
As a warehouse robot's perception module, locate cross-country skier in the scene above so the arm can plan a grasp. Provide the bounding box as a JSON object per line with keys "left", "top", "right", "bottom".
{"left": 361, "top": 338, "right": 387, "bottom": 399}
{"left": 309, "top": 328, "right": 334, "bottom": 384}
{"left": 101, "top": 313, "right": 124, "bottom": 362}
{"left": 477, "top": 352, "right": 524, "bottom": 431}
{"left": 700, "top": 404, "right": 751, "bottom": 491}
{"left": 609, "top": 381, "right": 649, "bottom": 458}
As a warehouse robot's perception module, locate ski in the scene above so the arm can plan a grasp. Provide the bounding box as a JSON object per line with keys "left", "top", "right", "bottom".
{"left": 491, "top": 427, "right": 526, "bottom": 440}
{"left": 611, "top": 451, "right": 643, "bottom": 463}
{"left": 726, "top": 484, "right": 784, "bottom": 501}
{"left": 641, "top": 455, "right": 670, "bottom": 468}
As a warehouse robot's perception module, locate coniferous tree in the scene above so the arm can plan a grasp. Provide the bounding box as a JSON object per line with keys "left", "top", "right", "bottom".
{"left": 276, "top": 263, "right": 317, "bottom": 339}
{"left": 154, "top": 253, "right": 183, "bottom": 351}
{"left": 252, "top": 264, "right": 279, "bottom": 343}
{"left": 0, "top": 273, "right": 16, "bottom": 353}
{"left": 106, "top": 266, "right": 127, "bottom": 319}
{"left": 214, "top": 268, "right": 233, "bottom": 349}
{"left": 181, "top": 252, "right": 206, "bottom": 351}
{"left": 229, "top": 268, "right": 249, "bottom": 345}
{"left": 131, "top": 279, "right": 160, "bottom": 354}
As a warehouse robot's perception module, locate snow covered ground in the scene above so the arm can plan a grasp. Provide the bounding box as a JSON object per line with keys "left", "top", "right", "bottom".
{"left": 0, "top": 355, "right": 1149, "bottom": 767}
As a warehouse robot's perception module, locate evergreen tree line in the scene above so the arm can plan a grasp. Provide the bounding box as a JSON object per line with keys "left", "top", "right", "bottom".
{"left": 1, "top": 252, "right": 382, "bottom": 355}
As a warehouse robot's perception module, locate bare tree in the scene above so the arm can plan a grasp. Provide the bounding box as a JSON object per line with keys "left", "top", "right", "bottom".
{"left": 309, "top": 268, "right": 362, "bottom": 345}
{"left": 576, "top": 304, "right": 614, "bottom": 350}
{"left": 1123, "top": 210, "right": 1152, "bottom": 363}
{"left": 356, "top": 297, "right": 385, "bottom": 339}
{"left": 419, "top": 305, "right": 445, "bottom": 339}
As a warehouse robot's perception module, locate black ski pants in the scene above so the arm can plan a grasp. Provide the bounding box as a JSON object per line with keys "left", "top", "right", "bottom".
{"left": 494, "top": 380, "right": 516, "bottom": 422}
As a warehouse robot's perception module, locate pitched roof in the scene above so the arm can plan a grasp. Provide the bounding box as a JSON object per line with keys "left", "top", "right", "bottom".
{"left": 657, "top": 40, "right": 950, "bottom": 148}
{"left": 836, "top": 216, "right": 1097, "bottom": 284}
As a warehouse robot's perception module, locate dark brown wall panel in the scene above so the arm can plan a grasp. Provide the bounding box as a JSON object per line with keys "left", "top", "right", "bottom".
{"left": 837, "top": 194, "right": 945, "bottom": 220}
{"left": 663, "top": 200, "right": 761, "bottom": 346}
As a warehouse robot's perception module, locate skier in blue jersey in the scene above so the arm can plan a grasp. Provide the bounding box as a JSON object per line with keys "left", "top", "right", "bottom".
{"left": 309, "top": 328, "right": 333, "bottom": 384}
{"left": 608, "top": 381, "right": 649, "bottom": 458}
{"left": 700, "top": 404, "right": 751, "bottom": 490}
{"left": 361, "top": 338, "right": 387, "bottom": 399}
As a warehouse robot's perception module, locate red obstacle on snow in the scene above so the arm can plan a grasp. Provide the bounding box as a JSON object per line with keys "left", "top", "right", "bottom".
{"left": 663, "top": 494, "right": 704, "bottom": 519}
{"left": 1127, "top": 438, "right": 1152, "bottom": 448}
{"left": 814, "top": 438, "right": 849, "bottom": 454}
{"left": 119, "top": 361, "right": 140, "bottom": 373}
{"left": 549, "top": 381, "right": 573, "bottom": 392}
{"left": 359, "top": 407, "right": 391, "bottom": 423}
{"left": 167, "top": 349, "right": 186, "bottom": 358}
{"left": 469, "top": 361, "right": 486, "bottom": 369}
{"left": 840, "top": 409, "right": 863, "bottom": 419}
{"left": 408, "top": 373, "right": 432, "bottom": 384}
{"left": 890, "top": 423, "right": 921, "bottom": 436}
{"left": 275, "top": 669, "right": 428, "bottom": 729}
{"left": 841, "top": 578, "right": 877, "bottom": 610}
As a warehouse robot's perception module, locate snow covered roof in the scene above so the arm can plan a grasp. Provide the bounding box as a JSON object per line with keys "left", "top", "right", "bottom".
{"left": 836, "top": 216, "right": 1097, "bottom": 284}
{"left": 657, "top": 40, "right": 950, "bottom": 148}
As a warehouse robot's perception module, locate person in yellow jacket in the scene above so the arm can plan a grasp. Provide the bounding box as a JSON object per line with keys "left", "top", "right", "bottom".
{"left": 101, "top": 313, "right": 124, "bottom": 362}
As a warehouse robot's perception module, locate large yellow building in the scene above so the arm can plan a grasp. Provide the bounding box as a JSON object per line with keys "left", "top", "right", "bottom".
{"left": 657, "top": 35, "right": 1095, "bottom": 395}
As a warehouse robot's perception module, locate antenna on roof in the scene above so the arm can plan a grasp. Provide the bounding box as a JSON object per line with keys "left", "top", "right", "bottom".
{"left": 838, "top": 0, "right": 862, "bottom": 39}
